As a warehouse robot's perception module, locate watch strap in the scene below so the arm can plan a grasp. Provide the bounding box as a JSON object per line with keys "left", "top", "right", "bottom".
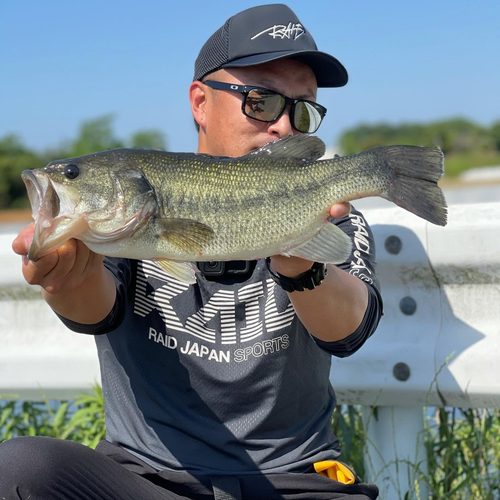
{"left": 266, "top": 258, "right": 327, "bottom": 292}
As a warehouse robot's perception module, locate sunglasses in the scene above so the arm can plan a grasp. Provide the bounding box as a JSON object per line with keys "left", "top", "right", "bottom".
{"left": 203, "top": 81, "right": 327, "bottom": 134}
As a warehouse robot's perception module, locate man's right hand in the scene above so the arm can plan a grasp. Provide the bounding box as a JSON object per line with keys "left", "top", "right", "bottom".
{"left": 12, "top": 224, "right": 116, "bottom": 324}
{"left": 12, "top": 224, "right": 105, "bottom": 295}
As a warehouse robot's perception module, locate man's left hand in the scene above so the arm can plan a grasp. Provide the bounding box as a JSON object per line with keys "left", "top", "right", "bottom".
{"left": 269, "top": 202, "right": 350, "bottom": 277}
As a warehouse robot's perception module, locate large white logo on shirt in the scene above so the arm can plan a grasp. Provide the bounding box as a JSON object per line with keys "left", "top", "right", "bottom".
{"left": 251, "top": 22, "right": 305, "bottom": 41}
{"left": 134, "top": 261, "right": 295, "bottom": 346}
{"left": 348, "top": 213, "right": 374, "bottom": 285}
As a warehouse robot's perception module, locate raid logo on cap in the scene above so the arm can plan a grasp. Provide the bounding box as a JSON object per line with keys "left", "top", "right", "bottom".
{"left": 251, "top": 22, "right": 305, "bottom": 41}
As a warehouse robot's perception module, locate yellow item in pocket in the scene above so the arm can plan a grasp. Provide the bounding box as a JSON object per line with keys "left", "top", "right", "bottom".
{"left": 314, "top": 460, "right": 355, "bottom": 484}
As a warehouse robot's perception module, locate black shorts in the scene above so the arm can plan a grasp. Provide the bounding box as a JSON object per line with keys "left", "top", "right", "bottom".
{"left": 0, "top": 436, "right": 378, "bottom": 499}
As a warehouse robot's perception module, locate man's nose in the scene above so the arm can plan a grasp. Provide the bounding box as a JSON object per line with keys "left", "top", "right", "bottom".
{"left": 267, "top": 108, "right": 296, "bottom": 138}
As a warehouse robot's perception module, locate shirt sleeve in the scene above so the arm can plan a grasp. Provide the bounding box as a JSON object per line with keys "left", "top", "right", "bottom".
{"left": 55, "top": 257, "right": 132, "bottom": 335}
{"left": 310, "top": 205, "right": 384, "bottom": 357}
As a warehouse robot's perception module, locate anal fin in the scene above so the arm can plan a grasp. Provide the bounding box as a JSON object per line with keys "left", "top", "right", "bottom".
{"left": 288, "top": 222, "right": 352, "bottom": 264}
{"left": 155, "top": 259, "right": 199, "bottom": 284}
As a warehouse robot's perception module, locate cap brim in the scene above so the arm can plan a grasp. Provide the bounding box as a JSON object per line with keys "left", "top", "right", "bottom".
{"left": 221, "top": 50, "right": 348, "bottom": 88}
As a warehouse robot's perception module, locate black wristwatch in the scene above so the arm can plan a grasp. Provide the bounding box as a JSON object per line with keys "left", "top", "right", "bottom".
{"left": 266, "top": 258, "right": 328, "bottom": 292}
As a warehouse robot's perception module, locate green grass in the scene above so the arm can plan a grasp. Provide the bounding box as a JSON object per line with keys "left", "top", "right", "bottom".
{"left": 334, "top": 405, "right": 500, "bottom": 500}
{"left": 1, "top": 386, "right": 499, "bottom": 499}
{"left": 0, "top": 383, "right": 105, "bottom": 448}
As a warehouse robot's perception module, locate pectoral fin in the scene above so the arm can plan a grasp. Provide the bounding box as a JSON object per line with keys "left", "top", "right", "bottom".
{"left": 155, "top": 259, "right": 199, "bottom": 284}
{"left": 288, "top": 222, "right": 352, "bottom": 264}
{"left": 157, "top": 218, "right": 215, "bottom": 255}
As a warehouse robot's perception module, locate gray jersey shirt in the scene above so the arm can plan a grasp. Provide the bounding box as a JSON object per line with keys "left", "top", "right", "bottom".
{"left": 60, "top": 208, "right": 382, "bottom": 474}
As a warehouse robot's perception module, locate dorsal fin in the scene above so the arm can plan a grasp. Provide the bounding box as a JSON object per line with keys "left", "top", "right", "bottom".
{"left": 247, "top": 135, "right": 326, "bottom": 162}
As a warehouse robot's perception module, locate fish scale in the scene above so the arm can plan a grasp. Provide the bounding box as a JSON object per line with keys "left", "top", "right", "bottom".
{"left": 139, "top": 153, "right": 383, "bottom": 258}
{"left": 141, "top": 158, "right": 331, "bottom": 258}
{"left": 22, "top": 134, "right": 447, "bottom": 283}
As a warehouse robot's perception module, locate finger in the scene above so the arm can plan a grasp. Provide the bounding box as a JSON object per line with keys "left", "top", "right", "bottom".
{"left": 22, "top": 251, "right": 59, "bottom": 286}
{"left": 39, "top": 240, "right": 79, "bottom": 294}
{"left": 63, "top": 240, "right": 100, "bottom": 289}
{"left": 329, "top": 202, "right": 351, "bottom": 219}
{"left": 12, "top": 224, "right": 35, "bottom": 255}
{"left": 46, "top": 241, "right": 104, "bottom": 293}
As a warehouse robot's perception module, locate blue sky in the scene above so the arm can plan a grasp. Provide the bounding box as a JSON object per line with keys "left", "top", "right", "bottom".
{"left": 2, "top": 0, "right": 499, "bottom": 154}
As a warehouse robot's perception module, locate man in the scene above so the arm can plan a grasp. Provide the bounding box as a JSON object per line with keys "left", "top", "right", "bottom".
{"left": 2, "top": 4, "right": 382, "bottom": 499}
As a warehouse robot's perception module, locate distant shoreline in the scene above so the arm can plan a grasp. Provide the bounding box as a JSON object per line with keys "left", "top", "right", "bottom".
{"left": 0, "top": 209, "right": 32, "bottom": 223}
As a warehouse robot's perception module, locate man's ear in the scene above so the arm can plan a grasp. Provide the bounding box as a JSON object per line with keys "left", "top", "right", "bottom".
{"left": 189, "top": 81, "right": 207, "bottom": 130}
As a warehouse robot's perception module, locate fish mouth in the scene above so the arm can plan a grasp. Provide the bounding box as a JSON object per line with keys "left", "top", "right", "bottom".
{"left": 22, "top": 170, "right": 60, "bottom": 219}
{"left": 21, "top": 170, "right": 83, "bottom": 261}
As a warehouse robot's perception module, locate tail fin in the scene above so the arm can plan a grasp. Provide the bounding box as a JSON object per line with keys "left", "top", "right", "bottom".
{"left": 375, "top": 145, "right": 447, "bottom": 226}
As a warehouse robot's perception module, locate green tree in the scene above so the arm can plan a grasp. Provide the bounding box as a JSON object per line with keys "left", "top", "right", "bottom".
{"left": 0, "top": 135, "right": 41, "bottom": 209}
{"left": 426, "top": 118, "right": 493, "bottom": 154}
{"left": 130, "top": 130, "right": 167, "bottom": 150}
{"left": 339, "top": 118, "right": 496, "bottom": 156}
{"left": 490, "top": 121, "right": 500, "bottom": 151}
{"left": 69, "top": 114, "right": 124, "bottom": 156}
{"left": 0, "top": 115, "right": 168, "bottom": 209}
{"left": 338, "top": 118, "right": 500, "bottom": 176}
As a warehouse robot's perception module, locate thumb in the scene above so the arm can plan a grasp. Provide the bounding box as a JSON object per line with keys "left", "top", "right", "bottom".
{"left": 329, "top": 202, "right": 351, "bottom": 219}
{"left": 12, "top": 224, "right": 35, "bottom": 255}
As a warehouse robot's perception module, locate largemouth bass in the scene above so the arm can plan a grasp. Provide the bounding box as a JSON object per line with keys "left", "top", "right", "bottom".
{"left": 22, "top": 134, "right": 447, "bottom": 283}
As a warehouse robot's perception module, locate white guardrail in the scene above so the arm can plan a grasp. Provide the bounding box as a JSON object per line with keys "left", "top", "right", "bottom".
{"left": 335, "top": 202, "right": 500, "bottom": 499}
{"left": 334, "top": 202, "right": 500, "bottom": 409}
{"left": 1, "top": 202, "right": 499, "bottom": 500}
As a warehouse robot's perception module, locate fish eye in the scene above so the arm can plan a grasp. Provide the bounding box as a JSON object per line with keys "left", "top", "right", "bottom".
{"left": 64, "top": 164, "right": 80, "bottom": 180}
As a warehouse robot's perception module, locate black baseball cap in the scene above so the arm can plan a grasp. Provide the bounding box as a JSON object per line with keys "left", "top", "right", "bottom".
{"left": 194, "top": 4, "right": 348, "bottom": 88}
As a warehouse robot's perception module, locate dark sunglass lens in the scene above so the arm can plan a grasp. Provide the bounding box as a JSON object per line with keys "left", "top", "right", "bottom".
{"left": 245, "top": 90, "right": 285, "bottom": 121}
{"left": 293, "top": 101, "right": 324, "bottom": 133}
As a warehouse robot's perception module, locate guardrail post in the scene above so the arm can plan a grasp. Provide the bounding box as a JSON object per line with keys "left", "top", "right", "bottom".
{"left": 362, "top": 406, "right": 428, "bottom": 500}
